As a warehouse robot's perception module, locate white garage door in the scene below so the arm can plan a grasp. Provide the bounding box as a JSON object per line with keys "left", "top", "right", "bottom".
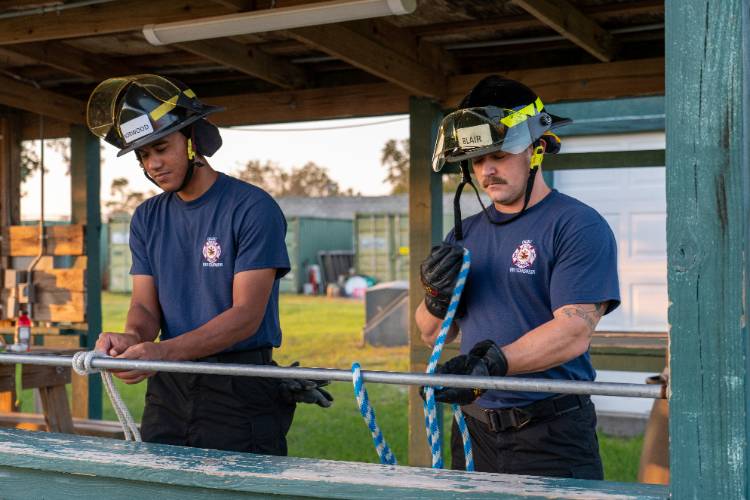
{"left": 554, "top": 132, "right": 667, "bottom": 332}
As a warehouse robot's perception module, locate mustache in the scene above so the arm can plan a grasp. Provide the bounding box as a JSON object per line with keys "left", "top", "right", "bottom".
{"left": 482, "top": 175, "right": 508, "bottom": 188}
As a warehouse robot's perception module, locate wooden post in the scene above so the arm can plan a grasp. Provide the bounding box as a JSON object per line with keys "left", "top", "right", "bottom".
{"left": 666, "top": 1, "right": 748, "bottom": 497}
{"left": 70, "top": 125, "right": 102, "bottom": 420}
{"left": 407, "top": 96, "right": 443, "bottom": 467}
{"left": 0, "top": 112, "right": 21, "bottom": 412}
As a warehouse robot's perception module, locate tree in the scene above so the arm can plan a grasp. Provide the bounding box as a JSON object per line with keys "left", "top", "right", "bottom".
{"left": 20, "top": 138, "right": 70, "bottom": 184}
{"left": 235, "top": 160, "right": 357, "bottom": 197}
{"left": 105, "top": 177, "right": 154, "bottom": 215}
{"left": 380, "top": 138, "right": 469, "bottom": 194}
{"left": 381, "top": 139, "right": 409, "bottom": 194}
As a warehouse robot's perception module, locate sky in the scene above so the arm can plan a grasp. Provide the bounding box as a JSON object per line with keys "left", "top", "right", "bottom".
{"left": 20, "top": 115, "right": 410, "bottom": 221}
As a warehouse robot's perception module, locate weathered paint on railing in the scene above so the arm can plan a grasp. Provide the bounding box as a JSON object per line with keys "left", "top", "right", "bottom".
{"left": 0, "top": 429, "right": 667, "bottom": 499}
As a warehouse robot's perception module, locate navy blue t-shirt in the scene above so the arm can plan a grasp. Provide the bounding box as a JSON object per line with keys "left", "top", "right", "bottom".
{"left": 447, "top": 190, "right": 620, "bottom": 409}
{"left": 129, "top": 172, "right": 290, "bottom": 352}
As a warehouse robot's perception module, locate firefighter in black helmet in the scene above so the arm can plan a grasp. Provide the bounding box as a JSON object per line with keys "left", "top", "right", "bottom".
{"left": 416, "top": 76, "right": 620, "bottom": 479}
{"left": 87, "top": 75, "right": 331, "bottom": 454}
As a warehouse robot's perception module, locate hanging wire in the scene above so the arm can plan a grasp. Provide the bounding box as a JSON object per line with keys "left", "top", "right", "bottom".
{"left": 230, "top": 116, "right": 408, "bottom": 132}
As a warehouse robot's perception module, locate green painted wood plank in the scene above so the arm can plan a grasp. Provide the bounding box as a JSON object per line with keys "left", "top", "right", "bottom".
{"left": 70, "top": 125, "right": 102, "bottom": 419}
{"left": 547, "top": 96, "right": 664, "bottom": 137}
{"left": 543, "top": 150, "right": 665, "bottom": 171}
{"left": 0, "top": 429, "right": 667, "bottom": 499}
{"left": 666, "top": 1, "right": 748, "bottom": 498}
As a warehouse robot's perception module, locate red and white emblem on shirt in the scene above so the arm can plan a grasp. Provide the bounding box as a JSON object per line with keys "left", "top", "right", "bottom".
{"left": 512, "top": 240, "right": 537, "bottom": 269}
{"left": 202, "top": 237, "right": 222, "bottom": 264}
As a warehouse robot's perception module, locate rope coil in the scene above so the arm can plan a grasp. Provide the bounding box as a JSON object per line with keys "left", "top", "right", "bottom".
{"left": 72, "top": 351, "right": 141, "bottom": 442}
{"left": 351, "top": 362, "right": 397, "bottom": 465}
{"left": 422, "top": 248, "right": 474, "bottom": 471}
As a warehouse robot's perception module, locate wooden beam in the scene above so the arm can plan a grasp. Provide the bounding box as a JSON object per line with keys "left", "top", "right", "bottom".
{"left": 288, "top": 24, "right": 446, "bottom": 98}
{"left": 205, "top": 82, "right": 410, "bottom": 126}
{"left": 543, "top": 150, "right": 665, "bottom": 170}
{"left": 0, "top": 114, "right": 21, "bottom": 234}
{"left": 0, "top": 42, "right": 139, "bottom": 81}
{"left": 412, "top": 0, "right": 663, "bottom": 38}
{"left": 0, "top": 428, "right": 671, "bottom": 498}
{"left": 666, "top": 1, "right": 747, "bottom": 498}
{"left": 407, "top": 97, "right": 443, "bottom": 467}
{"left": 21, "top": 113, "right": 69, "bottom": 141}
{"left": 70, "top": 125, "right": 102, "bottom": 420}
{"left": 447, "top": 58, "right": 664, "bottom": 107}
{"left": 0, "top": 1, "right": 236, "bottom": 45}
{"left": 512, "top": 0, "right": 617, "bottom": 62}
{"left": 8, "top": 225, "right": 85, "bottom": 256}
{"left": 0, "top": 75, "right": 85, "bottom": 123}
{"left": 175, "top": 39, "right": 308, "bottom": 89}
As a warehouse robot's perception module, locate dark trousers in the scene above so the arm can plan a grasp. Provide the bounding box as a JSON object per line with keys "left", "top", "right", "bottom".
{"left": 141, "top": 350, "right": 295, "bottom": 455}
{"left": 451, "top": 397, "right": 603, "bottom": 479}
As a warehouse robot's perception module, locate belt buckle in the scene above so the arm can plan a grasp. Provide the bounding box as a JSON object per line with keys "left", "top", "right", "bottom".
{"left": 495, "top": 407, "right": 532, "bottom": 431}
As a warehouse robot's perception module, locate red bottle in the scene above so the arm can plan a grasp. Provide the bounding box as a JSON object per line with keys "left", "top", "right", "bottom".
{"left": 15, "top": 312, "right": 31, "bottom": 352}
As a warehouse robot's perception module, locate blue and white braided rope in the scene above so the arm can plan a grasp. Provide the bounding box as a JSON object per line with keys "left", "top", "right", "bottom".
{"left": 351, "top": 362, "right": 397, "bottom": 465}
{"left": 423, "top": 248, "right": 474, "bottom": 471}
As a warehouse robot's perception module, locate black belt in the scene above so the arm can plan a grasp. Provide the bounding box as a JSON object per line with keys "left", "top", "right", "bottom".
{"left": 199, "top": 348, "right": 273, "bottom": 365}
{"left": 462, "top": 394, "right": 590, "bottom": 433}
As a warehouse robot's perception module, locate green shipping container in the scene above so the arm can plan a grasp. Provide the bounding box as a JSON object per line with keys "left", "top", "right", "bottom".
{"left": 354, "top": 212, "right": 459, "bottom": 284}
{"left": 280, "top": 217, "right": 354, "bottom": 294}
{"left": 354, "top": 213, "right": 410, "bottom": 283}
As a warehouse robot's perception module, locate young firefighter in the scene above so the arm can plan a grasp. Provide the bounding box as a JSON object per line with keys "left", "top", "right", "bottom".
{"left": 87, "top": 75, "right": 331, "bottom": 454}
{"left": 416, "top": 76, "right": 620, "bottom": 478}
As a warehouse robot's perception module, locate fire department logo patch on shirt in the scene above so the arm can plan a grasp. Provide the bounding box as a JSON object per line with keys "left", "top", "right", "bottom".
{"left": 510, "top": 240, "right": 536, "bottom": 274}
{"left": 202, "top": 237, "right": 223, "bottom": 267}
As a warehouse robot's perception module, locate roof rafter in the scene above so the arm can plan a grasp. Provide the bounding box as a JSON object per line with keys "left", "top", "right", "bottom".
{"left": 511, "top": 0, "right": 618, "bottom": 62}
{"left": 0, "top": 1, "right": 236, "bottom": 44}
{"left": 175, "top": 39, "right": 309, "bottom": 89}
{"left": 205, "top": 57, "right": 663, "bottom": 127}
{"left": 412, "top": 0, "right": 663, "bottom": 38}
{"left": 0, "top": 42, "right": 139, "bottom": 81}
{"left": 287, "top": 23, "right": 446, "bottom": 98}
{"left": 0, "top": 75, "right": 85, "bottom": 124}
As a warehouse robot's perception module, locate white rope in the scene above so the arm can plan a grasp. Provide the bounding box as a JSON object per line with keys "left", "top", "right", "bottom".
{"left": 72, "top": 351, "right": 141, "bottom": 442}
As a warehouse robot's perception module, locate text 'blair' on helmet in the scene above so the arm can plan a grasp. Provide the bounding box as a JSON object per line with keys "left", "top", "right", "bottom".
{"left": 86, "top": 74, "right": 224, "bottom": 157}
{"left": 431, "top": 76, "right": 571, "bottom": 172}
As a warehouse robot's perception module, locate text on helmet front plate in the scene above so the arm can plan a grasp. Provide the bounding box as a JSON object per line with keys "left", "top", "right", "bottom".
{"left": 120, "top": 114, "right": 154, "bottom": 144}
{"left": 457, "top": 124, "right": 492, "bottom": 148}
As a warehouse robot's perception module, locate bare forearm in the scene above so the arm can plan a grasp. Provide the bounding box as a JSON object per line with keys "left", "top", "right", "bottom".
{"left": 159, "top": 305, "right": 263, "bottom": 361}
{"left": 416, "top": 300, "right": 458, "bottom": 346}
{"left": 124, "top": 303, "right": 160, "bottom": 342}
{"left": 502, "top": 320, "right": 591, "bottom": 375}
{"left": 503, "top": 303, "right": 607, "bottom": 375}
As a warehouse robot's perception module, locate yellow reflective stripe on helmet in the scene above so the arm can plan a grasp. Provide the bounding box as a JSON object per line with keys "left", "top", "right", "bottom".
{"left": 148, "top": 89, "right": 197, "bottom": 121}
{"left": 500, "top": 97, "right": 545, "bottom": 128}
{"left": 149, "top": 95, "right": 179, "bottom": 122}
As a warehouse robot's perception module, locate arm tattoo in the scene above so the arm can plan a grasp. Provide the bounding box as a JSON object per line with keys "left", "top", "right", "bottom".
{"left": 560, "top": 303, "right": 607, "bottom": 332}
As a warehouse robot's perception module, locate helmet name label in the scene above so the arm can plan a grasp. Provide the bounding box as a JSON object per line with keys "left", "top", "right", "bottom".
{"left": 457, "top": 124, "right": 492, "bottom": 148}
{"left": 120, "top": 114, "right": 154, "bottom": 144}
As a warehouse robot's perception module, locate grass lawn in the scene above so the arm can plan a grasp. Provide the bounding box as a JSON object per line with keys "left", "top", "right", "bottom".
{"left": 28, "top": 292, "right": 644, "bottom": 482}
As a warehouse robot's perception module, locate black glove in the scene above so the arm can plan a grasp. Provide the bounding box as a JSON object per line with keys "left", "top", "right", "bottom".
{"left": 420, "top": 243, "right": 464, "bottom": 318}
{"left": 468, "top": 340, "right": 509, "bottom": 377}
{"left": 420, "top": 340, "right": 508, "bottom": 406}
{"left": 278, "top": 362, "right": 334, "bottom": 408}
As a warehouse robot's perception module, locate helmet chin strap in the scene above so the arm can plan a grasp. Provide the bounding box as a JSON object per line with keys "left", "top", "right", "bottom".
{"left": 453, "top": 142, "right": 544, "bottom": 242}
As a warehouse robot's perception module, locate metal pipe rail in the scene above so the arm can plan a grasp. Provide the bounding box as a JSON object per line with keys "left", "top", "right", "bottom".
{"left": 0, "top": 353, "right": 666, "bottom": 399}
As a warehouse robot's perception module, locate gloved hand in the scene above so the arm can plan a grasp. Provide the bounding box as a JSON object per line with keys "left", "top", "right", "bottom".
{"left": 420, "top": 340, "right": 508, "bottom": 406}
{"left": 278, "top": 362, "right": 334, "bottom": 408}
{"left": 468, "top": 339, "right": 508, "bottom": 377}
{"left": 420, "top": 243, "right": 464, "bottom": 318}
